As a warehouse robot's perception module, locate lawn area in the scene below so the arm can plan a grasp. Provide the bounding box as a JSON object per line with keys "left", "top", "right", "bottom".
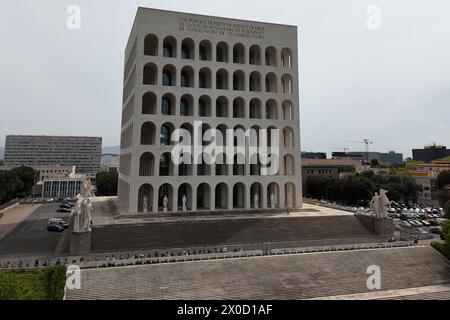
{"left": 0, "top": 265, "right": 67, "bottom": 300}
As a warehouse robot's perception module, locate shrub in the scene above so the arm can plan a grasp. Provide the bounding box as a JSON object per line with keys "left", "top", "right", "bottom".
{"left": 0, "top": 266, "right": 66, "bottom": 300}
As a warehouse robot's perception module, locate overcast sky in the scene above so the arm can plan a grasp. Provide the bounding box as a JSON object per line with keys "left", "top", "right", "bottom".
{"left": 1, "top": 0, "right": 449, "bottom": 158}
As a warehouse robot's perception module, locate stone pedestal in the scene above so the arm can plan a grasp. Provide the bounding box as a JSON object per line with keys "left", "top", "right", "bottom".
{"left": 70, "top": 231, "right": 92, "bottom": 256}
{"left": 355, "top": 213, "right": 394, "bottom": 236}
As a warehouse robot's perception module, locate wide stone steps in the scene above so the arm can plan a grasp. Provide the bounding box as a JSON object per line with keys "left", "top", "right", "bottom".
{"left": 65, "top": 246, "right": 450, "bottom": 300}
{"left": 91, "top": 215, "right": 378, "bottom": 253}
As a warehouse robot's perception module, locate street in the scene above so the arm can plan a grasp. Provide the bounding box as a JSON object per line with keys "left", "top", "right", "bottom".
{"left": 0, "top": 204, "right": 71, "bottom": 259}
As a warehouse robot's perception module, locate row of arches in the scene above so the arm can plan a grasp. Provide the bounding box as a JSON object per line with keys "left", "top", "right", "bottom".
{"left": 138, "top": 152, "right": 296, "bottom": 177}
{"left": 143, "top": 63, "right": 294, "bottom": 94}
{"left": 142, "top": 93, "right": 294, "bottom": 120}
{"left": 137, "top": 181, "right": 297, "bottom": 212}
{"left": 144, "top": 34, "right": 294, "bottom": 68}
{"left": 140, "top": 122, "right": 296, "bottom": 148}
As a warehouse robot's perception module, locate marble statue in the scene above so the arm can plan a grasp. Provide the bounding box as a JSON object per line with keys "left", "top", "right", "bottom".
{"left": 369, "top": 192, "right": 381, "bottom": 218}
{"left": 182, "top": 195, "right": 187, "bottom": 212}
{"left": 270, "top": 193, "right": 276, "bottom": 209}
{"left": 369, "top": 189, "right": 392, "bottom": 219}
{"left": 163, "top": 195, "right": 169, "bottom": 212}
{"left": 379, "top": 189, "right": 392, "bottom": 219}
{"left": 254, "top": 193, "right": 259, "bottom": 209}
{"left": 143, "top": 195, "right": 148, "bottom": 213}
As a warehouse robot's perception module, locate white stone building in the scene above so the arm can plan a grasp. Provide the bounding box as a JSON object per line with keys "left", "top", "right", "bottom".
{"left": 118, "top": 8, "right": 302, "bottom": 213}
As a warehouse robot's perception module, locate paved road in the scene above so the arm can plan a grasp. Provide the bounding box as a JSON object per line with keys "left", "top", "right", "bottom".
{"left": 0, "top": 204, "right": 72, "bottom": 259}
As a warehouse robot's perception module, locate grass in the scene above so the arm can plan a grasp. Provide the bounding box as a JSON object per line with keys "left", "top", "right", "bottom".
{"left": 0, "top": 265, "right": 67, "bottom": 300}
{"left": 431, "top": 242, "right": 450, "bottom": 261}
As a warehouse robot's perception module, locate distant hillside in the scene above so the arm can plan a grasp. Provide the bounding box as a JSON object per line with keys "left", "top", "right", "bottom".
{"left": 102, "top": 145, "right": 120, "bottom": 155}
{"left": 0, "top": 147, "right": 4, "bottom": 159}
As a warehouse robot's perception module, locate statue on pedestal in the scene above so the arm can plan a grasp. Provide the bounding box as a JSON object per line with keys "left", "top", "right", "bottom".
{"left": 143, "top": 196, "right": 148, "bottom": 213}
{"left": 182, "top": 195, "right": 187, "bottom": 212}
{"left": 163, "top": 195, "right": 169, "bottom": 212}
{"left": 254, "top": 193, "right": 259, "bottom": 209}
{"left": 369, "top": 189, "right": 392, "bottom": 219}
{"left": 270, "top": 193, "right": 276, "bottom": 209}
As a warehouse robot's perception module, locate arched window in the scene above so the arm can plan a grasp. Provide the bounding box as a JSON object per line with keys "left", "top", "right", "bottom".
{"left": 216, "top": 42, "right": 229, "bottom": 62}
{"left": 140, "top": 122, "right": 156, "bottom": 145}
{"left": 233, "top": 70, "right": 245, "bottom": 91}
{"left": 144, "top": 34, "right": 158, "bottom": 56}
{"left": 250, "top": 98, "right": 262, "bottom": 119}
{"left": 265, "top": 46, "right": 277, "bottom": 66}
{"left": 199, "top": 40, "right": 212, "bottom": 61}
{"left": 233, "top": 43, "right": 245, "bottom": 64}
{"left": 249, "top": 45, "right": 261, "bottom": 65}
{"left": 216, "top": 96, "right": 228, "bottom": 118}
{"left": 249, "top": 72, "right": 261, "bottom": 92}
{"left": 181, "top": 38, "right": 194, "bottom": 59}
{"left": 282, "top": 100, "right": 294, "bottom": 120}
{"left": 284, "top": 182, "right": 296, "bottom": 208}
{"left": 215, "top": 183, "right": 229, "bottom": 209}
{"left": 283, "top": 127, "right": 295, "bottom": 148}
{"left": 180, "top": 66, "right": 194, "bottom": 88}
{"left": 282, "top": 74, "right": 293, "bottom": 94}
{"left": 284, "top": 155, "right": 295, "bottom": 176}
{"left": 143, "top": 63, "right": 157, "bottom": 85}
{"left": 138, "top": 184, "right": 154, "bottom": 213}
{"left": 161, "top": 94, "right": 175, "bottom": 115}
{"left": 199, "top": 96, "right": 212, "bottom": 117}
{"left": 281, "top": 48, "right": 293, "bottom": 68}
{"left": 197, "top": 183, "right": 211, "bottom": 210}
{"left": 216, "top": 69, "right": 229, "bottom": 90}
{"left": 233, "top": 183, "right": 246, "bottom": 208}
{"left": 160, "top": 123, "right": 174, "bottom": 145}
{"left": 265, "top": 99, "right": 278, "bottom": 120}
{"left": 159, "top": 153, "right": 173, "bottom": 176}
{"left": 180, "top": 94, "right": 194, "bottom": 116}
{"left": 198, "top": 67, "right": 212, "bottom": 89}
{"left": 163, "top": 36, "right": 177, "bottom": 58}
{"left": 139, "top": 153, "right": 155, "bottom": 176}
{"left": 233, "top": 98, "right": 245, "bottom": 118}
{"left": 162, "top": 65, "right": 176, "bottom": 86}
{"left": 142, "top": 92, "right": 156, "bottom": 115}
{"left": 265, "top": 73, "right": 277, "bottom": 93}
{"left": 158, "top": 184, "right": 173, "bottom": 211}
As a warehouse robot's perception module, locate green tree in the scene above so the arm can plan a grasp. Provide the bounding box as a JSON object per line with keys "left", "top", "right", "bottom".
{"left": 0, "top": 166, "right": 37, "bottom": 205}
{"left": 437, "top": 170, "right": 450, "bottom": 190}
{"left": 95, "top": 172, "right": 118, "bottom": 196}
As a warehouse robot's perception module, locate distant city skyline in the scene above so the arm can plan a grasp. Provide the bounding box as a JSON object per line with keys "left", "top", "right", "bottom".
{"left": 1, "top": 1, "right": 450, "bottom": 158}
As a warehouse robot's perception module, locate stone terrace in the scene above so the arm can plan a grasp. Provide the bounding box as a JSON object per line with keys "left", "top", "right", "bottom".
{"left": 65, "top": 246, "right": 450, "bottom": 300}
{"left": 91, "top": 215, "right": 378, "bottom": 253}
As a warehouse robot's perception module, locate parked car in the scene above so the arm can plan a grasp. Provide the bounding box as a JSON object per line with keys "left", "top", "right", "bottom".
{"left": 47, "top": 224, "right": 64, "bottom": 232}
{"left": 400, "top": 221, "right": 413, "bottom": 228}
{"left": 48, "top": 218, "right": 69, "bottom": 229}
{"left": 420, "top": 221, "right": 430, "bottom": 227}
{"left": 57, "top": 208, "right": 72, "bottom": 214}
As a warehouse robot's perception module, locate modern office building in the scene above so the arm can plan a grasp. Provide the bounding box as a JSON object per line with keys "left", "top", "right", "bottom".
{"left": 118, "top": 8, "right": 302, "bottom": 213}
{"left": 4, "top": 135, "right": 102, "bottom": 179}
{"left": 301, "top": 152, "right": 327, "bottom": 160}
{"left": 413, "top": 144, "right": 450, "bottom": 163}
{"left": 380, "top": 151, "right": 403, "bottom": 165}
{"left": 332, "top": 151, "right": 380, "bottom": 164}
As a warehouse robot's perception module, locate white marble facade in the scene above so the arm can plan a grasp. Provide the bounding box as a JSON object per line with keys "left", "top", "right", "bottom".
{"left": 118, "top": 8, "right": 303, "bottom": 213}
